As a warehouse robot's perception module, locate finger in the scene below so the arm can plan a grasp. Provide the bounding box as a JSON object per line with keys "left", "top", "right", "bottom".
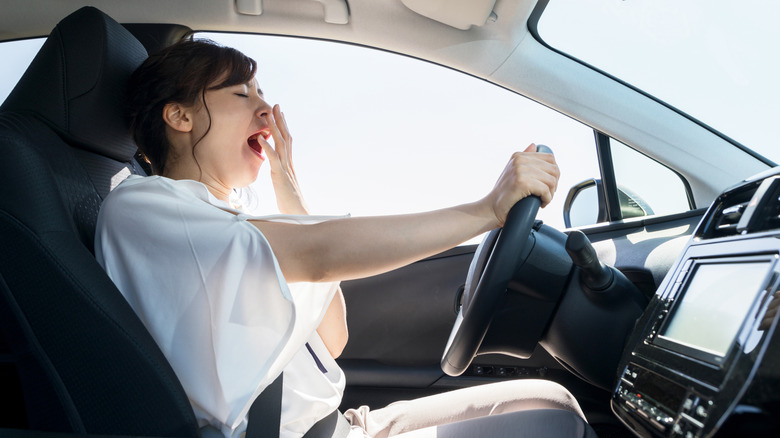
{"left": 276, "top": 107, "right": 294, "bottom": 169}
{"left": 269, "top": 105, "right": 295, "bottom": 171}
{"left": 265, "top": 109, "right": 289, "bottom": 166}
{"left": 275, "top": 105, "right": 292, "bottom": 143}
{"left": 510, "top": 152, "right": 560, "bottom": 205}
{"left": 523, "top": 142, "right": 558, "bottom": 165}
{"left": 529, "top": 150, "right": 559, "bottom": 194}
{"left": 766, "top": 297, "right": 780, "bottom": 314}
{"left": 257, "top": 135, "right": 280, "bottom": 166}
{"left": 523, "top": 173, "right": 556, "bottom": 207}
{"left": 760, "top": 311, "right": 776, "bottom": 330}
{"left": 520, "top": 155, "right": 560, "bottom": 196}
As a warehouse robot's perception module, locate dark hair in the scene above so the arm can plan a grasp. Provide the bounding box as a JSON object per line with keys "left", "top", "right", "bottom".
{"left": 127, "top": 38, "right": 258, "bottom": 175}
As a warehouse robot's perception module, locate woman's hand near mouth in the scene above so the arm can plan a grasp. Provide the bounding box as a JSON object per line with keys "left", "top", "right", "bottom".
{"left": 261, "top": 104, "right": 310, "bottom": 215}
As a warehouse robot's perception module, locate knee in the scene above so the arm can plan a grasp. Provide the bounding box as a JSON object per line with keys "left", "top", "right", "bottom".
{"left": 488, "top": 379, "right": 585, "bottom": 418}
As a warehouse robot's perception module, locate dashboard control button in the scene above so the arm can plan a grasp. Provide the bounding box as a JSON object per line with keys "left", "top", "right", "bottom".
{"left": 682, "top": 394, "right": 698, "bottom": 413}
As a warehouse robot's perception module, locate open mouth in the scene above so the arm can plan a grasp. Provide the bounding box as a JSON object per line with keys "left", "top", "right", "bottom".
{"left": 247, "top": 130, "right": 271, "bottom": 158}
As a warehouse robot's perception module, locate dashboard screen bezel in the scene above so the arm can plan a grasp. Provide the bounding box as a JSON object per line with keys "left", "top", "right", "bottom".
{"left": 654, "top": 254, "right": 777, "bottom": 366}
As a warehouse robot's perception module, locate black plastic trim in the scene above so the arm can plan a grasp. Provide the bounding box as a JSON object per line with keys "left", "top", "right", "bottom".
{"left": 595, "top": 132, "right": 621, "bottom": 222}
{"left": 574, "top": 208, "right": 707, "bottom": 235}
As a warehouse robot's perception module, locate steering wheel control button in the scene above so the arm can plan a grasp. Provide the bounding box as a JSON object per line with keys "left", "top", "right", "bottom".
{"left": 474, "top": 366, "right": 493, "bottom": 376}
{"left": 471, "top": 365, "right": 545, "bottom": 379}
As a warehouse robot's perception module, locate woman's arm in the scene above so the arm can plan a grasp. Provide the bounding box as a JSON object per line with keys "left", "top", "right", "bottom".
{"left": 251, "top": 144, "right": 559, "bottom": 283}
{"left": 261, "top": 108, "right": 349, "bottom": 354}
{"left": 317, "top": 286, "right": 349, "bottom": 358}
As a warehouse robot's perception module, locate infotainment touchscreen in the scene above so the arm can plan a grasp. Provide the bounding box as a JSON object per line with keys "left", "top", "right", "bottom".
{"left": 658, "top": 260, "right": 773, "bottom": 360}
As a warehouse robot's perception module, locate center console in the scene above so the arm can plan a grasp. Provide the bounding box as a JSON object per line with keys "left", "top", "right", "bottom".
{"left": 612, "top": 170, "right": 780, "bottom": 437}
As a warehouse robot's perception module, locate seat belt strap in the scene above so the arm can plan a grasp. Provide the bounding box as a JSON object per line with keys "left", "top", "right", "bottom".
{"left": 302, "top": 410, "right": 352, "bottom": 438}
{"left": 245, "top": 373, "right": 283, "bottom": 438}
{"left": 245, "top": 374, "right": 350, "bottom": 438}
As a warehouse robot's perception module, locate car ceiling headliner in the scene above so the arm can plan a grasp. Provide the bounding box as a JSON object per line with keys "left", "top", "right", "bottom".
{"left": 0, "top": 0, "right": 535, "bottom": 84}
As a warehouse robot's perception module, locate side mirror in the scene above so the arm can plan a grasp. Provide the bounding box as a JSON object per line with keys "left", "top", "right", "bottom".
{"left": 563, "top": 179, "right": 655, "bottom": 228}
{"left": 563, "top": 178, "right": 608, "bottom": 228}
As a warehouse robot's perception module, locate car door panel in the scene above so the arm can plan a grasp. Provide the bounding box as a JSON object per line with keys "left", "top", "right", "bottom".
{"left": 337, "top": 246, "right": 471, "bottom": 409}
{"left": 337, "top": 210, "right": 704, "bottom": 412}
{"left": 339, "top": 246, "right": 471, "bottom": 365}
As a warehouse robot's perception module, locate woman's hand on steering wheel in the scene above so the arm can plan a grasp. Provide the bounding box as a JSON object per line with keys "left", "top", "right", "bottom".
{"left": 485, "top": 143, "right": 560, "bottom": 227}
{"left": 441, "top": 144, "right": 559, "bottom": 377}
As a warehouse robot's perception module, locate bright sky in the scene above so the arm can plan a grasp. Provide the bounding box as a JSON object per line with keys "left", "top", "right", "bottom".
{"left": 201, "top": 32, "right": 598, "bottom": 227}
{"left": 1, "top": 1, "right": 775, "bottom": 231}
{"left": 538, "top": 0, "right": 780, "bottom": 165}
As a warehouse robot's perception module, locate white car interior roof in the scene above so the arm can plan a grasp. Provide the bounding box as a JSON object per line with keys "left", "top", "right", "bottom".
{"left": 1, "top": 0, "right": 530, "bottom": 79}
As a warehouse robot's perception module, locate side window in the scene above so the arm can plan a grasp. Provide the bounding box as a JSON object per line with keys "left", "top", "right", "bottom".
{"left": 611, "top": 138, "right": 691, "bottom": 218}
{"left": 0, "top": 38, "right": 45, "bottom": 103}
{"left": 564, "top": 137, "right": 692, "bottom": 228}
{"left": 201, "top": 33, "right": 600, "bottom": 233}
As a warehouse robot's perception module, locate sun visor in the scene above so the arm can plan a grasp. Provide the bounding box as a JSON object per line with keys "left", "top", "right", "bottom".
{"left": 401, "top": 0, "right": 497, "bottom": 30}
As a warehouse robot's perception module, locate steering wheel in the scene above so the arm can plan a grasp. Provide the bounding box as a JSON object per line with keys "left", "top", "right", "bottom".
{"left": 440, "top": 144, "right": 551, "bottom": 376}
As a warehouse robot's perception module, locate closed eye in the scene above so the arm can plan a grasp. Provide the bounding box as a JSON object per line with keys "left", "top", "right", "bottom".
{"left": 234, "top": 93, "right": 249, "bottom": 98}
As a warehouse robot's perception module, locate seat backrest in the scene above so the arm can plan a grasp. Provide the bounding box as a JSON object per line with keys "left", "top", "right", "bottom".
{"left": 0, "top": 6, "right": 198, "bottom": 436}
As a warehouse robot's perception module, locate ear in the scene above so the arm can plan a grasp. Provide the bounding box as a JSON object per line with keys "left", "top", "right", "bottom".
{"left": 162, "top": 103, "right": 193, "bottom": 133}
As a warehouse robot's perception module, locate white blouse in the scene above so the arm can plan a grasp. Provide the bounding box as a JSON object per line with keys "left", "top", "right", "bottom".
{"left": 95, "top": 175, "right": 354, "bottom": 438}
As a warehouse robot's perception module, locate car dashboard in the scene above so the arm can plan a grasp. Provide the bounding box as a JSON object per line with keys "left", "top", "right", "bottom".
{"left": 612, "top": 167, "right": 780, "bottom": 437}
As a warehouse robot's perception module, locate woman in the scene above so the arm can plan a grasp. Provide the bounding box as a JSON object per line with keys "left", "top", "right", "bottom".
{"left": 95, "top": 39, "right": 584, "bottom": 438}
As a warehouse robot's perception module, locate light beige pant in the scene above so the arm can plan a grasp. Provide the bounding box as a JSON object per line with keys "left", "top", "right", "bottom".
{"left": 343, "top": 379, "right": 586, "bottom": 438}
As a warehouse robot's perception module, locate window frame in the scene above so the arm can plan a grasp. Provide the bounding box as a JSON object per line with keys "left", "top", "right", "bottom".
{"left": 593, "top": 131, "right": 695, "bottom": 223}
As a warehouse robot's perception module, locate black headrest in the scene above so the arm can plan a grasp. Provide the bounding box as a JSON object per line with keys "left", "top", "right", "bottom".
{"left": 1, "top": 6, "right": 147, "bottom": 162}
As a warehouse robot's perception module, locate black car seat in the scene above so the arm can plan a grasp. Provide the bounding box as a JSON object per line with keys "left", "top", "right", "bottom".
{"left": 0, "top": 6, "right": 198, "bottom": 436}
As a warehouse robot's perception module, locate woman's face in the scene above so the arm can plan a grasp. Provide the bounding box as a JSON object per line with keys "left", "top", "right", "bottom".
{"left": 188, "top": 79, "right": 273, "bottom": 190}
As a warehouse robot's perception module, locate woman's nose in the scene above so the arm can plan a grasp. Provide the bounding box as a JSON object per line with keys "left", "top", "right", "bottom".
{"left": 256, "top": 104, "right": 271, "bottom": 119}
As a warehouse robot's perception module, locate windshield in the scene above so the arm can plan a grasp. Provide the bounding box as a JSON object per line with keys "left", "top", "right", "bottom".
{"left": 537, "top": 0, "right": 779, "bottom": 165}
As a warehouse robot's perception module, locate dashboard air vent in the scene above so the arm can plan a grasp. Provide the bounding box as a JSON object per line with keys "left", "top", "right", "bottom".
{"left": 736, "top": 176, "right": 780, "bottom": 234}
{"left": 715, "top": 202, "right": 749, "bottom": 234}
{"left": 697, "top": 180, "right": 761, "bottom": 239}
